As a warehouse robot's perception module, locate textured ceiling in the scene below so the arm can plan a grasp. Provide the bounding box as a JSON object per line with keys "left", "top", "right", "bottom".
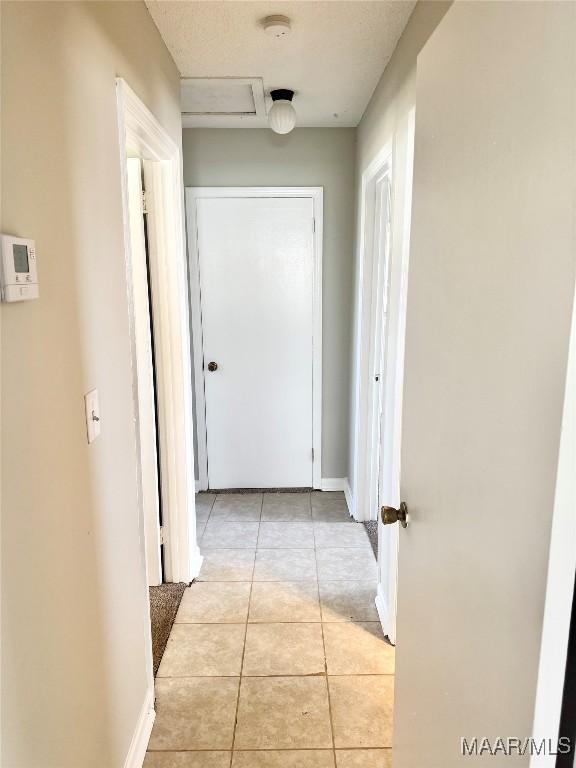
{"left": 145, "top": 1, "right": 416, "bottom": 127}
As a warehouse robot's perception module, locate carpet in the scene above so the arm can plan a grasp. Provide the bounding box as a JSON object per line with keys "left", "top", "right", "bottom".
{"left": 364, "top": 521, "right": 378, "bottom": 559}
{"left": 149, "top": 582, "right": 187, "bottom": 677}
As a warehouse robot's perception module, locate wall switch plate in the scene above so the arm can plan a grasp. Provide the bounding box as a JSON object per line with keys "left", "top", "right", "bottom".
{"left": 84, "top": 389, "right": 101, "bottom": 444}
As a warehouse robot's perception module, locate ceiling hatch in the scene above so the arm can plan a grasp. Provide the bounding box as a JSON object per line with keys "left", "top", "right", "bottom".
{"left": 181, "top": 78, "right": 267, "bottom": 128}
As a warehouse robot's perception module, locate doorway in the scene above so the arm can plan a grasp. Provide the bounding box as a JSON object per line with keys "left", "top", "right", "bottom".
{"left": 353, "top": 114, "right": 415, "bottom": 645}
{"left": 126, "top": 157, "right": 163, "bottom": 587}
{"left": 186, "top": 187, "right": 323, "bottom": 491}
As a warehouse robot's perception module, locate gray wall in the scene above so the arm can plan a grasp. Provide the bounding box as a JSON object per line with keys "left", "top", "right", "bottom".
{"left": 1, "top": 2, "right": 181, "bottom": 766}
{"left": 183, "top": 128, "right": 356, "bottom": 481}
{"left": 348, "top": 0, "right": 451, "bottom": 509}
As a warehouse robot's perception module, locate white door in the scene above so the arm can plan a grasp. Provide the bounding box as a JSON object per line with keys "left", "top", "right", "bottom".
{"left": 126, "top": 158, "right": 162, "bottom": 586}
{"left": 195, "top": 196, "right": 315, "bottom": 489}
{"left": 393, "top": 3, "right": 575, "bottom": 766}
{"left": 370, "top": 173, "right": 401, "bottom": 644}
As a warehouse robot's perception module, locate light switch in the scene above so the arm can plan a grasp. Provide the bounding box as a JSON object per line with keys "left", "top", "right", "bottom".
{"left": 85, "top": 389, "right": 101, "bottom": 444}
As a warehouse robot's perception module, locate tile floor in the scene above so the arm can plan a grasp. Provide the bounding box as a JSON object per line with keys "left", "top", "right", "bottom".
{"left": 145, "top": 491, "right": 394, "bottom": 768}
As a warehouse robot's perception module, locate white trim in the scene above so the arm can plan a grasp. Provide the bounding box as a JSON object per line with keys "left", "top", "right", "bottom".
{"left": 320, "top": 478, "right": 347, "bottom": 492}
{"left": 530, "top": 282, "right": 576, "bottom": 766}
{"left": 117, "top": 79, "right": 200, "bottom": 586}
{"left": 185, "top": 187, "right": 323, "bottom": 490}
{"left": 344, "top": 478, "right": 355, "bottom": 519}
{"left": 123, "top": 688, "right": 155, "bottom": 768}
{"left": 375, "top": 586, "right": 390, "bottom": 641}
{"left": 352, "top": 143, "right": 394, "bottom": 522}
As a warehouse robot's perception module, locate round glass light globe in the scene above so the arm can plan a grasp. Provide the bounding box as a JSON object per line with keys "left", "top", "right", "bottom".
{"left": 268, "top": 100, "right": 296, "bottom": 135}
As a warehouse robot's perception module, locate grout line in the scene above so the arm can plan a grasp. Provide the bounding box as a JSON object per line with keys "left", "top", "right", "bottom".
{"left": 316, "top": 545, "right": 338, "bottom": 768}
{"left": 157, "top": 673, "right": 395, "bottom": 679}
{"left": 227, "top": 492, "right": 262, "bottom": 764}
{"left": 147, "top": 747, "right": 393, "bottom": 753}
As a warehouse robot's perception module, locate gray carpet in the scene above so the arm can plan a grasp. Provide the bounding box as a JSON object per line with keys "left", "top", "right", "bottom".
{"left": 149, "top": 582, "right": 187, "bottom": 677}
{"left": 364, "top": 521, "right": 378, "bottom": 559}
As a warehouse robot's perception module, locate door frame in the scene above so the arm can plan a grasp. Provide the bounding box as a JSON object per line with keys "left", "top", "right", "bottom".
{"left": 125, "top": 158, "right": 163, "bottom": 586}
{"left": 353, "top": 144, "right": 394, "bottom": 523}
{"left": 530, "top": 283, "right": 576, "bottom": 766}
{"left": 117, "top": 79, "right": 202, "bottom": 588}
{"left": 186, "top": 186, "right": 323, "bottom": 491}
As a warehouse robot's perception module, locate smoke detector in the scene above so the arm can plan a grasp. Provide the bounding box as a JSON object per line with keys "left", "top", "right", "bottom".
{"left": 262, "top": 15, "right": 291, "bottom": 38}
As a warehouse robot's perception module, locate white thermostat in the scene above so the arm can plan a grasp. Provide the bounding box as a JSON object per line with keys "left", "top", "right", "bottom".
{"left": 0, "top": 234, "right": 39, "bottom": 302}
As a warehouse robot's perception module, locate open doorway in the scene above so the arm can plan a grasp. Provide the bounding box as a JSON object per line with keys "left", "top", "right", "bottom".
{"left": 116, "top": 78, "right": 203, "bottom": 753}
{"left": 352, "top": 112, "right": 415, "bottom": 647}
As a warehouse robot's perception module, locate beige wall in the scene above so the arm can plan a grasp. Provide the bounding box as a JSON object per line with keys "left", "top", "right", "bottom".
{"left": 1, "top": 3, "right": 180, "bottom": 766}
{"left": 348, "top": 0, "right": 451, "bottom": 505}
{"left": 183, "top": 128, "right": 356, "bottom": 481}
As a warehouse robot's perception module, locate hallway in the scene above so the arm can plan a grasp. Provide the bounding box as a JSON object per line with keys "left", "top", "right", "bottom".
{"left": 145, "top": 491, "right": 394, "bottom": 767}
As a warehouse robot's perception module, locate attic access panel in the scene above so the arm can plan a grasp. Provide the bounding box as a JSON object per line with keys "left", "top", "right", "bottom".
{"left": 181, "top": 78, "right": 266, "bottom": 126}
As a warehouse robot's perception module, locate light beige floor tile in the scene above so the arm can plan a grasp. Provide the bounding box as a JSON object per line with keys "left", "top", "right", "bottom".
{"left": 235, "top": 676, "right": 333, "bottom": 749}
{"left": 197, "top": 521, "right": 207, "bottom": 539}
{"left": 211, "top": 493, "right": 262, "bottom": 521}
{"left": 258, "top": 522, "right": 314, "bottom": 549}
{"left": 323, "top": 622, "right": 395, "bottom": 675}
{"left": 201, "top": 521, "right": 260, "bottom": 549}
{"left": 243, "top": 623, "right": 325, "bottom": 676}
{"left": 312, "top": 506, "right": 353, "bottom": 523}
{"left": 195, "top": 493, "right": 215, "bottom": 522}
{"left": 335, "top": 750, "right": 392, "bottom": 768}
{"left": 233, "top": 751, "right": 335, "bottom": 767}
{"left": 319, "top": 581, "right": 379, "bottom": 622}
{"left": 262, "top": 493, "right": 312, "bottom": 521}
{"left": 157, "top": 623, "right": 246, "bottom": 677}
{"left": 175, "top": 582, "right": 251, "bottom": 623}
{"left": 254, "top": 549, "right": 317, "bottom": 581}
{"left": 329, "top": 676, "right": 394, "bottom": 748}
{"left": 313, "top": 523, "right": 371, "bottom": 548}
{"left": 149, "top": 677, "right": 239, "bottom": 750}
{"left": 311, "top": 491, "right": 346, "bottom": 507}
{"left": 145, "top": 752, "right": 231, "bottom": 768}
{"left": 249, "top": 581, "right": 321, "bottom": 622}
{"left": 311, "top": 493, "right": 350, "bottom": 521}
{"left": 316, "top": 549, "right": 377, "bottom": 582}
{"left": 198, "top": 549, "right": 255, "bottom": 581}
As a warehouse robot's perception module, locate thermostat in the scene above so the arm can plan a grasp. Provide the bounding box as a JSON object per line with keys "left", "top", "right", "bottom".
{"left": 0, "top": 235, "right": 39, "bottom": 302}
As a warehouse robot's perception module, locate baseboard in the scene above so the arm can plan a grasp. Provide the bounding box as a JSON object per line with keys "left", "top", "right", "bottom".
{"left": 320, "top": 477, "right": 347, "bottom": 492}
{"left": 344, "top": 478, "right": 355, "bottom": 518}
{"left": 189, "top": 545, "right": 204, "bottom": 583}
{"left": 123, "top": 687, "right": 155, "bottom": 768}
{"left": 376, "top": 584, "right": 397, "bottom": 646}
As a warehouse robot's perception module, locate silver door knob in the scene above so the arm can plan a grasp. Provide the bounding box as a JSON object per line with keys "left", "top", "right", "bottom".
{"left": 381, "top": 502, "right": 408, "bottom": 528}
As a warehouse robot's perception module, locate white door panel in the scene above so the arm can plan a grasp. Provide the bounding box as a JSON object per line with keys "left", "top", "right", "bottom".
{"left": 394, "top": 3, "right": 576, "bottom": 766}
{"left": 196, "top": 197, "right": 314, "bottom": 489}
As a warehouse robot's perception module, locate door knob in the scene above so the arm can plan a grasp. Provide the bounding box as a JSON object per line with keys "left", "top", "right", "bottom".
{"left": 207, "top": 361, "right": 218, "bottom": 372}
{"left": 381, "top": 502, "right": 408, "bottom": 528}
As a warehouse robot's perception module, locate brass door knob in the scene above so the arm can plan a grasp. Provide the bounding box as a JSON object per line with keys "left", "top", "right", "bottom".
{"left": 381, "top": 502, "right": 408, "bottom": 528}
{"left": 207, "top": 361, "right": 218, "bottom": 372}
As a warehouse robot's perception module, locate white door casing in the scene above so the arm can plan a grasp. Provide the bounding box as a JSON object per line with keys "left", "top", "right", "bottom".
{"left": 393, "top": 3, "right": 576, "bottom": 766}
{"left": 187, "top": 188, "right": 323, "bottom": 490}
{"left": 126, "top": 158, "right": 162, "bottom": 587}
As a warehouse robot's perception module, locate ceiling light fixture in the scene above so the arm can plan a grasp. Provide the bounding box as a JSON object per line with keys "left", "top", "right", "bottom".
{"left": 268, "top": 89, "right": 296, "bottom": 135}
{"left": 262, "top": 15, "right": 291, "bottom": 38}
